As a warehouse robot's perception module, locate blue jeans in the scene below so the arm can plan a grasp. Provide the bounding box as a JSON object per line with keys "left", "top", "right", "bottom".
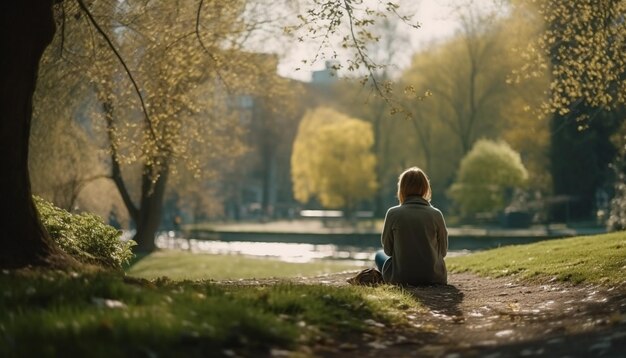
{"left": 374, "top": 250, "right": 390, "bottom": 272}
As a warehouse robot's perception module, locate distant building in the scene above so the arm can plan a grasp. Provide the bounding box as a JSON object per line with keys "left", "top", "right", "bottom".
{"left": 311, "top": 60, "right": 340, "bottom": 85}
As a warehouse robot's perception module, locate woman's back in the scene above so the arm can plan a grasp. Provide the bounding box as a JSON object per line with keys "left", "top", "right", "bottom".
{"left": 380, "top": 192, "right": 448, "bottom": 285}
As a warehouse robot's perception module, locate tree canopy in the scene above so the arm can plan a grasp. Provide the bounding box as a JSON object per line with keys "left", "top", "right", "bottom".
{"left": 514, "top": 0, "right": 626, "bottom": 120}
{"left": 448, "top": 139, "right": 528, "bottom": 217}
{"left": 291, "top": 107, "right": 377, "bottom": 214}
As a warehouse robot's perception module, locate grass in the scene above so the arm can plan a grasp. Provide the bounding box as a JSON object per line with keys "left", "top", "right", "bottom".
{"left": 0, "top": 269, "right": 420, "bottom": 357}
{"left": 126, "top": 250, "right": 365, "bottom": 280}
{"left": 6, "top": 231, "right": 626, "bottom": 356}
{"left": 447, "top": 231, "right": 626, "bottom": 286}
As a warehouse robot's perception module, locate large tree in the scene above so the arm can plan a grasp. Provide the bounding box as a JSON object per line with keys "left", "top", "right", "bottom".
{"left": 90, "top": 0, "right": 250, "bottom": 251}
{"left": 291, "top": 107, "right": 377, "bottom": 217}
{"left": 396, "top": 6, "right": 551, "bottom": 205}
{"left": 405, "top": 10, "right": 511, "bottom": 156}
{"left": 0, "top": 2, "right": 63, "bottom": 268}
{"left": 515, "top": 0, "right": 626, "bottom": 221}
{"left": 1, "top": 0, "right": 418, "bottom": 267}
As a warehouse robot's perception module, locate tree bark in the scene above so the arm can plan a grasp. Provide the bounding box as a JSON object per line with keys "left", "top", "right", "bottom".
{"left": 0, "top": 1, "right": 65, "bottom": 268}
{"left": 133, "top": 163, "right": 169, "bottom": 252}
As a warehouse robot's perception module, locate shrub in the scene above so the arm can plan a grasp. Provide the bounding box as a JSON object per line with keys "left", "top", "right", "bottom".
{"left": 448, "top": 139, "right": 528, "bottom": 218}
{"left": 34, "top": 196, "right": 135, "bottom": 269}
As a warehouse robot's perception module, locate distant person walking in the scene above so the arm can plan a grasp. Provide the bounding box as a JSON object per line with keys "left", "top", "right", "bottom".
{"left": 375, "top": 167, "right": 448, "bottom": 285}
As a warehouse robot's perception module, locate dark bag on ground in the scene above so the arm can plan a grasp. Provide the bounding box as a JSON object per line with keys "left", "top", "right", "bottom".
{"left": 347, "top": 268, "right": 384, "bottom": 286}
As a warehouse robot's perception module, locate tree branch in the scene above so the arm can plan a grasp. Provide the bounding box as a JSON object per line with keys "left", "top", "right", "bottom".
{"left": 343, "top": 0, "right": 383, "bottom": 96}
{"left": 76, "top": 0, "right": 157, "bottom": 142}
{"left": 102, "top": 100, "right": 139, "bottom": 222}
{"left": 195, "top": 0, "right": 231, "bottom": 92}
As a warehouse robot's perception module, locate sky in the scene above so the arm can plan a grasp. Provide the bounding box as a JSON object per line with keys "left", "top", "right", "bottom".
{"left": 275, "top": 0, "right": 502, "bottom": 82}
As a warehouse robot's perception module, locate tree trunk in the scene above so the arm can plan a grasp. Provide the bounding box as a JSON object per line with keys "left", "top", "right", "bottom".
{"left": 549, "top": 111, "right": 617, "bottom": 221}
{"left": 260, "top": 142, "right": 275, "bottom": 218}
{"left": 133, "top": 163, "right": 169, "bottom": 252}
{"left": 0, "top": 2, "right": 65, "bottom": 268}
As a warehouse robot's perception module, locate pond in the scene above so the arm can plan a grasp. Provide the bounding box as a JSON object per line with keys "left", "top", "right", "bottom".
{"left": 154, "top": 231, "right": 471, "bottom": 265}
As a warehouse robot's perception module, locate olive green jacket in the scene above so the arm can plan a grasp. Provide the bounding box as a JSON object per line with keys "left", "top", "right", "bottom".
{"left": 381, "top": 196, "right": 448, "bottom": 285}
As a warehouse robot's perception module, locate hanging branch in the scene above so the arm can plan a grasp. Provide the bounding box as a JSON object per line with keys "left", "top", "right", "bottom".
{"left": 343, "top": 0, "right": 384, "bottom": 96}
{"left": 76, "top": 0, "right": 157, "bottom": 142}
{"left": 59, "top": 1, "right": 66, "bottom": 58}
{"left": 195, "top": 0, "right": 231, "bottom": 92}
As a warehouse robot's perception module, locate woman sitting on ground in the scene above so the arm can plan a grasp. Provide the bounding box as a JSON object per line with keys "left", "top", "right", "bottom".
{"left": 375, "top": 167, "right": 448, "bottom": 285}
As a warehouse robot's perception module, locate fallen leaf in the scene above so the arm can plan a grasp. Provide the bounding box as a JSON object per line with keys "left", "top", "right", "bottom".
{"left": 92, "top": 297, "right": 127, "bottom": 309}
{"left": 495, "top": 329, "right": 514, "bottom": 338}
{"left": 364, "top": 319, "right": 385, "bottom": 328}
{"left": 338, "top": 343, "right": 357, "bottom": 350}
{"left": 395, "top": 335, "right": 407, "bottom": 343}
{"left": 367, "top": 341, "right": 388, "bottom": 349}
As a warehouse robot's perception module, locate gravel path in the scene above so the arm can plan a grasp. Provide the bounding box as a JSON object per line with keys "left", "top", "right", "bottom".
{"left": 221, "top": 271, "right": 626, "bottom": 357}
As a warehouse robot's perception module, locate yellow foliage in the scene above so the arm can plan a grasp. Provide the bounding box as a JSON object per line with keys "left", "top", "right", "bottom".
{"left": 291, "top": 107, "right": 378, "bottom": 210}
{"left": 448, "top": 139, "right": 528, "bottom": 216}
{"left": 515, "top": 0, "right": 626, "bottom": 116}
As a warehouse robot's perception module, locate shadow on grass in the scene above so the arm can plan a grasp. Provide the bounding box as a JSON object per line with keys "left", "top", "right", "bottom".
{"left": 406, "top": 284, "right": 464, "bottom": 318}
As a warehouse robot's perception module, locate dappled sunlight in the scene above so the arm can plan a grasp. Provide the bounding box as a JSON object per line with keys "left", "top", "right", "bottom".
{"left": 3, "top": 0, "right": 626, "bottom": 355}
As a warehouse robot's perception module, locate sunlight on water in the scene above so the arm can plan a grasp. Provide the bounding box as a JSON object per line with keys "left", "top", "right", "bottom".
{"left": 154, "top": 232, "right": 469, "bottom": 265}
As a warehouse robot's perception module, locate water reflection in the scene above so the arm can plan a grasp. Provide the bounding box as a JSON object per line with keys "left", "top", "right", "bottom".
{"left": 153, "top": 231, "right": 469, "bottom": 265}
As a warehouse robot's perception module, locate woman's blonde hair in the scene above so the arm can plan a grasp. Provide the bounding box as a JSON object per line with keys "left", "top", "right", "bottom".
{"left": 397, "top": 167, "right": 432, "bottom": 204}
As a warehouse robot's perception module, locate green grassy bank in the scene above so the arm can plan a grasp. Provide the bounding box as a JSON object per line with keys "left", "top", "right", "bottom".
{"left": 447, "top": 231, "right": 626, "bottom": 286}
{"left": 4, "top": 232, "right": 626, "bottom": 356}
{"left": 0, "top": 268, "right": 416, "bottom": 357}
{"left": 127, "top": 250, "right": 364, "bottom": 280}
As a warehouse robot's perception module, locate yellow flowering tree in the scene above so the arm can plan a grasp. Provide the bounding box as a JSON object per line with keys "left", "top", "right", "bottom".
{"left": 291, "top": 107, "right": 378, "bottom": 217}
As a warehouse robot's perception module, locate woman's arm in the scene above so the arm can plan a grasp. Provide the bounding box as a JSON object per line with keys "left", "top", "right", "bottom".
{"left": 437, "top": 211, "right": 448, "bottom": 257}
{"left": 381, "top": 209, "right": 394, "bottom": 256}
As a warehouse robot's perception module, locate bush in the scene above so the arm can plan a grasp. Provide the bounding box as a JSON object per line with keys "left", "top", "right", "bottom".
{"left": 34, "top": 196, "right": 135, "bottom": 269}
{"left": 448, "top": 139, "right": 528, "bottom": 218}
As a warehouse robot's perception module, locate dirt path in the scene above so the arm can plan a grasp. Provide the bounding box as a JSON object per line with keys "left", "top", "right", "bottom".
{"left": 222, "top": 271, "right": 626, "bottom": 357}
